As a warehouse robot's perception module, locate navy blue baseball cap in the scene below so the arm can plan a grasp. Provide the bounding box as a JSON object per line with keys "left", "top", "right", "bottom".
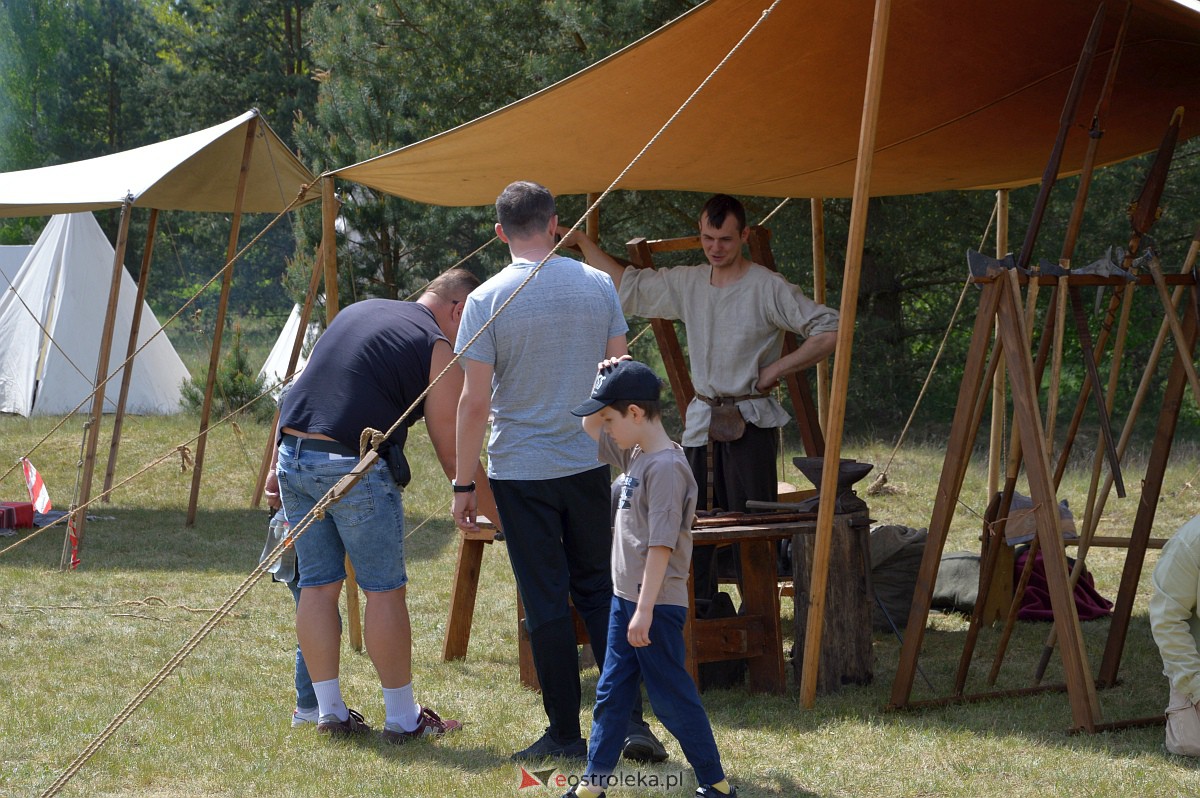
{"left": 571, "top": 360, "right": 662, "bottom": 417}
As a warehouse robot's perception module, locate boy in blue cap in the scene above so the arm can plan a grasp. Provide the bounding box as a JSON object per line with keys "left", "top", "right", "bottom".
{"left": 566, "top": 357, "right": 736, "bottom": 798}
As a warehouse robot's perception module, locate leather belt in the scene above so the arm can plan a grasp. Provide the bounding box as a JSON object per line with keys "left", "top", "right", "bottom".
{"left": 695, "top": 393, "right": 767, "bottom": 406}
{"left": 281, "top": 434, "right": 357, "bottom": 457}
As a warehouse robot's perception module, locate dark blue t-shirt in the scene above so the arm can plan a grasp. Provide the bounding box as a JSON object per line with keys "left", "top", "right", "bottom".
{"left": 279, "top": 299, "right": 445, "bottom": 452}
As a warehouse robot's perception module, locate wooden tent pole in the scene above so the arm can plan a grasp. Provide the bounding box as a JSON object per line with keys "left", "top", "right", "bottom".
{"left": 64, "top": 200, "right": 134, "bottom": 565}
{"left": 102, "top": 208, "right": 159, "bottom": 501}
{"left": 799, "top": 0, "right": 891, "bottom": 708}
{"left": 811, "top": 198, "right": 829, "bottom": 433}
{"left": 979, "top": 190, "right": 1011, "bottom": 627}
{"left": 186, "top": 116, "right": 258, "bottom": 526}
{"left": 251, "top": 248, "right": 325, "bottom": 508}
{"left": 322, "top": 177, "right": 339, "bottom": 324}
{"left": 987, "top": 189, "right": 1008, "bottom": 500}
{"left": 319, "top": 176, "right": 362, "bottom": 652}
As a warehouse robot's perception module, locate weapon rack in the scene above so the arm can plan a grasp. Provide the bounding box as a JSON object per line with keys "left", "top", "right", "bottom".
{"left": 888, "top": 265, "right": 1199, "bottom": 732}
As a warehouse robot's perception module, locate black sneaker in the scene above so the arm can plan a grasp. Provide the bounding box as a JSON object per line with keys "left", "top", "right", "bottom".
{"left": 695, "top": 786, "right": 737, "bottom": 797}
{"left": 622, "top": 721, "right": 668, "bottom": 763}
{"left": 560, "top": 789, "right": 606, "bottom": 798}
{"left": 316, "top": 707, "right": 371, "bottom": 737}
{"left": 511, "top": 730, "right": 587, "bottom": 761}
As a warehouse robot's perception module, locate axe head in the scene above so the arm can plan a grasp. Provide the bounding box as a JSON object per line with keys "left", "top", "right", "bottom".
{"left": 1076, "top": 245, "right": 1135, "bottom": 280}
{"left": 1039, "top": 258, "right": 1068, "bottom": 277}
{"left": 967, "top": 249, "right": 1016, "bottom": 278}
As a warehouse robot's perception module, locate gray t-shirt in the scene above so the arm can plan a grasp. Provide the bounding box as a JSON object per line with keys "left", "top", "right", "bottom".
{"left": 457, "top": 256, "right": 627, "bottom": 480}
{"left": 598, "top": 431, "right": 697, "bottom": 608}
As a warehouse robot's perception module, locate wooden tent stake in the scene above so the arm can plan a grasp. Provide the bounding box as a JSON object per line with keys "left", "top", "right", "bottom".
{"left": 102, "top": 208, "right": 159, "bottom": 500}
{"left": 65, "top": 200, "right": 134, "bottom": 564}
{"left": 800, "top": 0, "right": 891, "bottom": 708}
{"left": 186, "top": 117, "right": 258, "bottom": 526}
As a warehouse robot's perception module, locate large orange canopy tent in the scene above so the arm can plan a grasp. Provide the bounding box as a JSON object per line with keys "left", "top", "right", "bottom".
{"left": 329, "top": 0, "right": 1200, "bottom": 717}
{"left": 332, "top": 0, "right": 1200, "bottom": 203}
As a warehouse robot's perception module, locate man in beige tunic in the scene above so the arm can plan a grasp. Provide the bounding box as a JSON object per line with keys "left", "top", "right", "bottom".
{"left": 562, "top": 193, "right": 838, "bottom": 600}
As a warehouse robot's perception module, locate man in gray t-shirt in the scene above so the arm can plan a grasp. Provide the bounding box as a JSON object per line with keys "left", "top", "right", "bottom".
{"left": 452, "top": 181, "right": 633, "bottom": 761}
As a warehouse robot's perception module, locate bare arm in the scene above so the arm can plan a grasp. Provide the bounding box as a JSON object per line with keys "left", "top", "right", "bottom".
{"left": 628, "top": 546, "right": 671, "bottom": 647}
{"left": 426, "top": 342, "right": 501, "bottom": 531}
{"left": 558, "top": 226, "right": 628, "bottom": 290}
{"left": 453, "top": 357, "right": 494, "bottom": 531}
{"left": 756, "top": 330, "right": 836, "bottom": 393}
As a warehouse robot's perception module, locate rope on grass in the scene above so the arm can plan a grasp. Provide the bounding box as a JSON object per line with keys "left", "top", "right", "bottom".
{"left": 866, "top": 200, "right": 999, "bottom": 496}
{"left": 39, "top": 7, "right": 784, "bottom": 792}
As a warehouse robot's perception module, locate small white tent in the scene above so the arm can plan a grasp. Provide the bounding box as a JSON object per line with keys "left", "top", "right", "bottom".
{"left": 258, "top": 303, "right": 319, "bottom": 397}
{"left": 0, "top": 244, "right": 32, "bottom": 286}
{"left": 0, "top": 213, "right": 190, "bottom": 416}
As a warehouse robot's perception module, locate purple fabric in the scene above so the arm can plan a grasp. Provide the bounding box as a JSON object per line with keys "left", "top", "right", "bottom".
{"left": 1014, "top": 550, "right": 1113, "bottom": 622}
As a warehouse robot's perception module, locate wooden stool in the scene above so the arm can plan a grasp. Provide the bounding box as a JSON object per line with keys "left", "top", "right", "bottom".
{"left": 686, "top": 520, "right": 798, "bottom": 694}
{"left": 442, "top": 517, "right": 589, "bottom": 692}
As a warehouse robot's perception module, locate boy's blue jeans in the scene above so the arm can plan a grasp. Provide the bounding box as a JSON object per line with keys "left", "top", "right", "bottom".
{"left": 585, "top": 596, "right": 725, "bottom": 787}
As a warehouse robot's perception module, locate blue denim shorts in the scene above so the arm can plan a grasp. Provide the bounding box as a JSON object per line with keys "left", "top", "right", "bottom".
{"left": 276, "top": 439, "right": 408, "bottom": 592}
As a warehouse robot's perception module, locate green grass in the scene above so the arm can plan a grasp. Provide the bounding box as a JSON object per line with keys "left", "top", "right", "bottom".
{"left": 3, "top": 414, "right": 1200, "bottom": 797}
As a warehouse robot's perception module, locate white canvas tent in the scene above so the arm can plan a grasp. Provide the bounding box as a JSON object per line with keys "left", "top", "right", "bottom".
{"left": 258, "top": 303, "right": 319, "bottom": 396}
{"left": 0, "top": 245, "right": 33, "bottom": 286}
{"left": 0, "top": 213, "right": 190, "bottom": 416}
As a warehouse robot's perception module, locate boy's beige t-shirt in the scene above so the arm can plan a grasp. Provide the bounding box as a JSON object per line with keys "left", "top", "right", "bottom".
{"left": 597, "top": 430, "right": 697, "bottom": 608}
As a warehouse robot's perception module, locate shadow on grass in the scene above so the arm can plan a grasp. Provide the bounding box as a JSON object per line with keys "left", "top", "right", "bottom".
{"left": 0, "top": 505, "right": 459, "bottom": 574}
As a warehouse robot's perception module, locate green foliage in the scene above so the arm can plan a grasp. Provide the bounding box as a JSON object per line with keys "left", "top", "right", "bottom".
{"left": 180, "top": 323, "right": 274, "bottom": 423}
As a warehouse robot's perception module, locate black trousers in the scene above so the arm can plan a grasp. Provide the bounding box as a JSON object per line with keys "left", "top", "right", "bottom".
{"left": 491, "top": 466, "right": 618, "bottom": 742}
{"left": 685, "top": 423, "right": 779, "bottom": 601}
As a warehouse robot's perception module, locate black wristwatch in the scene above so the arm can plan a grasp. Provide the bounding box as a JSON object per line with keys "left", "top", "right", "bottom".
{"left": 452, "top": 481, "right": 476, "bottom": 493}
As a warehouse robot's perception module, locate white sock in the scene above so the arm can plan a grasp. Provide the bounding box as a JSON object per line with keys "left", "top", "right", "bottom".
{"left": 313, "top": 678, "right": 348, "bottom": 721}
{"left": 383, "top": 682, "right": 420, "bottom": 731}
